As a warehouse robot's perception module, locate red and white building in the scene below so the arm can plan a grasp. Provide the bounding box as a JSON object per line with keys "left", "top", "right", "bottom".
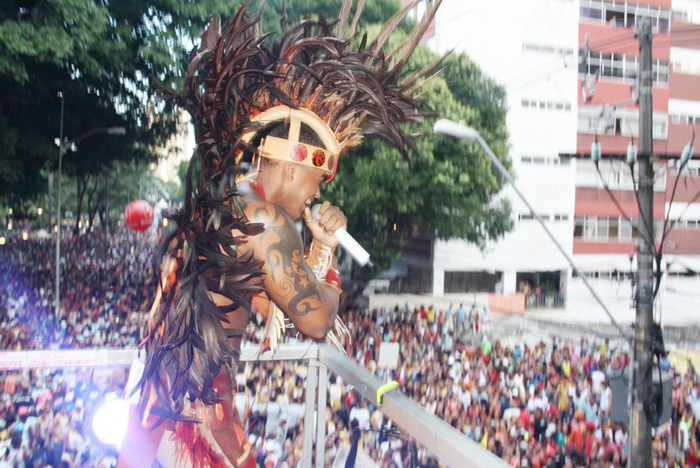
{"left": 395, "top": 0, "right": 699, "bottom": 324}
{"left": 568, "top": 0, "right": 700, "bottom": 324}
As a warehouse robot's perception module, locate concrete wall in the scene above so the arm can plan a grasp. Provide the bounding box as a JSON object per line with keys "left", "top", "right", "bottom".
{"left": 368, "top": 293, "right": 491, "bottom": 316}
{"left": 564, "top": 267, "right": 700, "bottom": 326}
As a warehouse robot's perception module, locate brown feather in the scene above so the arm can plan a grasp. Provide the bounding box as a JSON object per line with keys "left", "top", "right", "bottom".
{"left": 390, "top": 0, "right": 443, "bottom": 75}
{"left": 400, "top": 50, "right": 451, "bottom": 89}
{"left": 371, "top": 0, "right": 420, "bottom": 56}
{"left": 337, "top": 0, "right": 354, "bottom": 40}
{"left": 348, "top": 0, "right": 366, "bottom": 39}
{"left": 201, "top": 16, "right": 221, "bottom": 52}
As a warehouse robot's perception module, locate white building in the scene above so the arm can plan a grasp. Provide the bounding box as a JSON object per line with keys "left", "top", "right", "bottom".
{"left": 428, "top": 0, "right": 580, "bottom": 298}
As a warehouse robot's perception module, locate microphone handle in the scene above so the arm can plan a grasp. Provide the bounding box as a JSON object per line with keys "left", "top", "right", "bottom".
{"left": 333, "top": 228, "right": 372, "bottom": 267}
{"left": 310, "top": 204, "right": 373, "bottom": 267}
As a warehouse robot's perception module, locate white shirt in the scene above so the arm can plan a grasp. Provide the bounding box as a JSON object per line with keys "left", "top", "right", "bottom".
{"left": 349, "top": 406, "right": 371, "bottom": 431}
{"left": 600, "top": 386, "right": 612, "bottom": 412}
{"left": 591, "top": 370, "right": 606, "bottom": 395}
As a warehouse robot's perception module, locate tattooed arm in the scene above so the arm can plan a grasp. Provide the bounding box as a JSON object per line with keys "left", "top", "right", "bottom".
{"left": 245, "top": 200, "right": 339, "bottom": 340}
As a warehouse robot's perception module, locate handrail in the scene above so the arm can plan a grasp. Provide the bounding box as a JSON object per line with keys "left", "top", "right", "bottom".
{"left": 0, "top": 344, "right": 509, "bottom": 467}
{"left": 317, "top": 344, "right": 509, "bottom": 468}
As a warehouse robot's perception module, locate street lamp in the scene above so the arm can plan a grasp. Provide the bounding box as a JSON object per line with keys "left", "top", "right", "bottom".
{"left": 433, "top": 118, "right": 630, "bottom": 344}
{"left": 54, "top": 93, "right": 126, "bottom": 319}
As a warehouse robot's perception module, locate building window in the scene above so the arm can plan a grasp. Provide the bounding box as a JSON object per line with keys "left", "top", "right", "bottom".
{"left": 523, "top": 43, "right": 575, "bottom": 56}
{"left": 619, "top": 218, "right": 633, "bottom": 240}
{"left": 580, "top": 1, "right": 671, "bottom": 32}
{"left": 580, "top": 50, "right": 669, "bottom": 85}
{"left": 672, "top": 61, "right": 700, "bottom": 76}
{"left": 575, "top": 216, "right": 642, "bottom": 240}
{"left": 578, "top": 106, "right": 668, "bottom": 139}
{"left": 669, "top": 219, "right": 700, "bottom": 229}
{"left": 519, "top": 213, "right": 535, "bottom": 221}
{"left": 574, "top": 216, "right": 584, "bottom": 237}
{"left": 609, "top": 217, "right": 619, "bottom": 238}
{"left": 671, "top": 114, "right": 700, "bottom": 126}
{"left": 522, "top": 99, "right": 572, "bottom": 111}
{"left": 521, "top": 156, "right": 573, "bottom": 165}
{"left": 674, "top": 10, "right": 700, "bottom": 24}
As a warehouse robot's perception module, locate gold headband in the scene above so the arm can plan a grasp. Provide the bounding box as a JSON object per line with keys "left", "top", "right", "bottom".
{"left": 240, "top": 105, "right": 342, "bottom": 182}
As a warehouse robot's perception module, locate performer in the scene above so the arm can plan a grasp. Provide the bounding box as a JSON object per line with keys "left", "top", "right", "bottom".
{"left": 118, "top": 0, "right": 442, "bottom": 466}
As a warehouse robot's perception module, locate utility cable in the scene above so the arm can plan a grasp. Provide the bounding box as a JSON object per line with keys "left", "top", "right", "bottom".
{"left": 661, "top": 186, "right": 700, "bottom": 240}
{"left": 595, "top": 161, "right": 634, "bottom": 223}
{"left": 654, "top": 165, "right": 686, "bottom": 300}
{"left": 505, "top": 54, "right": 570, "bottom": 87}
{"left": 508, "top": 65, "right": 570, "bottom": 94}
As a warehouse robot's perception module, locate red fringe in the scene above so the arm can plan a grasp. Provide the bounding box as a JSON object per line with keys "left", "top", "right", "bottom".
{"left": 171, "top": 421, "right": 228, "bottom": 468}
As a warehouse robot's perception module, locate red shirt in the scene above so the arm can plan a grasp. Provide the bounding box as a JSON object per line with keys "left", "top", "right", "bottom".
{"left": 519, "top": 409, "right": 531, "bottom": 431}
{"left": 569, "top": 425, "right": 585, "bottom": 453}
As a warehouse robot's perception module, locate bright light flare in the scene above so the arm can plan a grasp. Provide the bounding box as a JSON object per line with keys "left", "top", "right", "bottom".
{"left": 0, "top": 236, "right": 6, "bottom": 246}
{"left": 22, "top": 232, "right": 28, "bottom": 241}
{"left": 91, "top": 393, "right": 130, "bottom": 448}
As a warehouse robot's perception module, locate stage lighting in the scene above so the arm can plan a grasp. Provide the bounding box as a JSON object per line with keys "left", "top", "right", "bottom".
{"left": 91, "top": 392, "right": 130, "bottom": 448}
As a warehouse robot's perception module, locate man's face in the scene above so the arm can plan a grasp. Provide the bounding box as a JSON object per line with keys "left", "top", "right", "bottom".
{"left": 283, "top": 164, "right": 324, "bottom": 220}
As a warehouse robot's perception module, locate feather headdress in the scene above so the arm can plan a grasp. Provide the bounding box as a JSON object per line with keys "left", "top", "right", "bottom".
{"left": 139, "top": 0, "right": 443, "bottom": 423}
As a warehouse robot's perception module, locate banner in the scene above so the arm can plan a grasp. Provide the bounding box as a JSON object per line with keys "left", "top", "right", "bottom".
{"left": 0, "top": 351, "right": 28, "bottom": 370}
{"left": 26, "top": 349, "right": 110, "bottom": 369}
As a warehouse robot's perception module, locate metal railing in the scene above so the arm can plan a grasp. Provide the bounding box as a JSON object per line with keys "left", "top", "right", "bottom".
{"left": 242, "top": 344, "right": 508, "bottom": 468}
{"left": 0, "top": 344, "right": 508, "bottom": 467}
{"left": 524, "top": 293, "right": 566, "bottom": 309}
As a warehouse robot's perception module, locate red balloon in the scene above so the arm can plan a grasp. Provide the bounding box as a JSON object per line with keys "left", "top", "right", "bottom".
{"left": 125, "top": 200, "right": 154, "bottom": 232}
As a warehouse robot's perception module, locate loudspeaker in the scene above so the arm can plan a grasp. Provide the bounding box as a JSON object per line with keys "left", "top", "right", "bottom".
{"left": 610, "top": 370, "right": 672, "bottom": 427}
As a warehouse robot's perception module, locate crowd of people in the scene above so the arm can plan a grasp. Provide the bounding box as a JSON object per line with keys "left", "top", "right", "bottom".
{"left": 1, "top": 230, "right": 699, "bottom": 467}
{"left": 0, "top": 228, "right": 155, "bottom": 351}
{"left": 233, "top": 302, "right": 699, "bottom": 468}
{"left": 0, "top": 367, "right": 126, "bottom": 467}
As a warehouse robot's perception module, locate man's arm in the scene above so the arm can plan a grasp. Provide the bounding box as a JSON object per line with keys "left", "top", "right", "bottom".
{"left": 247, "top": 200, "right": 339, "bottom": 340}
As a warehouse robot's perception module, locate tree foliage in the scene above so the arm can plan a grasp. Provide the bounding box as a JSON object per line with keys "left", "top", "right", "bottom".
{"left": 0, "top": 0, "right": 236, "bottom": 203}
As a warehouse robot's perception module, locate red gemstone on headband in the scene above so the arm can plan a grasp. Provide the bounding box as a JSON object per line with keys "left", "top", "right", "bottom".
{"left": 312, "top": 149, "right": 326, "bottom": 167}
{"left": 289, "top": 144, "right": 308, "bottom": 162}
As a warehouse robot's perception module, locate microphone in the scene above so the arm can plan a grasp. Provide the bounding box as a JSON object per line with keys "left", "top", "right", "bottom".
{"left": 310, "top": 204, "right": 373, "bottom": 267}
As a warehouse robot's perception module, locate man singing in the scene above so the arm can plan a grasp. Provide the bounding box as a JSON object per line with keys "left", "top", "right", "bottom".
{"left": 118, "top": 0, "right": 441, "bottom": 465}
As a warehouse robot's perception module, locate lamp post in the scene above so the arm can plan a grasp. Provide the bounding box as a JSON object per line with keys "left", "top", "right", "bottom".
{"left": 432, "top": 118, "right": 631, "bottom": 344}
{"left": 54, "top": 93, "right": 126, "bottom": 319}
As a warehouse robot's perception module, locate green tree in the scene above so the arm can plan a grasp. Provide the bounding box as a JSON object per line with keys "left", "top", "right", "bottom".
{"left": 0, "top": 0, "right": 237, "bottom": 204}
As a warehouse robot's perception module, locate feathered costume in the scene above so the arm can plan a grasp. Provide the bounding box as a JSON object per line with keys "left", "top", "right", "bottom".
{"left": 133, "top": 1, "right": 443, "bottom": 466}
